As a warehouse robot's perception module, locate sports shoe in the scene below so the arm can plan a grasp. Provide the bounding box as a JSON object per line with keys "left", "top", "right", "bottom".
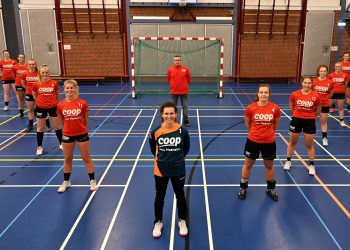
{"left": 59, "top": 144, "right": 63, "bottom": 150}
{"left": 19, "top": 113, "right": 24, "bottom": 119}
{"left": 178, "top": 219, "right": 188, "bottom": 236}
{"left": 46, "top": 126, "right": 52, "bottom": 132}
{"left": 266, "top": 189, "right": 279, "bottom": 201}
{"left": 58, "top": 180, "right": 71, "bottom": 193}
{"left": 322, "top": 137, "right": 328, "bottom": 147}
{"left": 283, "top": 161, "right": 292, "bottom": 171}
{"left": 329, "top": 107, "right": 334, "bottom": 113}
{"left": 238, "top": 188, "right": 247, "bottom": 200}
{"left": 340, "top": 121, "right": 346, "bottom": 127}
{"left": 3, "top": 106, "right": 8, "bottom": 111}
{"left": 152, "top": 221, "right": 163, "bottom": 238}
{"left": 36, "top": 146, "right": 43, "bottom": 155}
{"left": 308, "top": 165, "right": 316, "bottom": 176}
{"left": 24, "top": 125, "right": 33, "bottom": 132}
{"left": 90, "top": 179, "right": 97, "bottom": 192}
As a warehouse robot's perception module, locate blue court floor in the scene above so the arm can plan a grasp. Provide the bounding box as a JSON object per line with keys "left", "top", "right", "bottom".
{"left": 0, "top": 82, "right": 349, "bottom": 250}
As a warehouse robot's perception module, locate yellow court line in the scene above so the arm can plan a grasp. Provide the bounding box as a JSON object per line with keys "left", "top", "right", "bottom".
{"left": 0, "top": 114, "right": 22, "bottom": 126}
{"left": 278, "top": 133, "right": 350, "bottom": 219}
{"left": 328, "top": 114, "right": 350, "bottom": 128}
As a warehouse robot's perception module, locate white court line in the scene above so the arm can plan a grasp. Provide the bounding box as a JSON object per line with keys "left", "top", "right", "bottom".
{"left": 280, "top": 109, "right": 350, "bottom": 174}
{"left": 100, "top": 109, "right": 157, "bottom": 249}
{"left": 197, "top": 109, "right": 214, "bottom": 250}
{"left": 59, "top": 109, "right": 144, "bottom": 250}
{"left": 0, "top": 121, "right": 37, "bottom": 147}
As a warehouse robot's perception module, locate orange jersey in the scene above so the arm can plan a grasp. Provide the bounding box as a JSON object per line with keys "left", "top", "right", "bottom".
{"left": 290, "top": 90, "right": 321, "bottom": 119}
{"left": 57, "top": 98, "right": 89, "bottom": 136}
{"left": 21, "top": 71, "right": 39, "bottom": 95}
{"left": 0, "top": 59, "right": 16, "bottom": 80}
{"left": 13, "top": 64, "right": 28, "bottom": 87}
{"left": 244, "top": 102, "right": 281, "bottom": 144}
{"left": 312, "top": 78, "right": 333, "bottom": 107}
{"left": 341, "top": 61, "right": 350, "bottom": 81}
{"left": 167, "top": 65, "right": 191, "bottom": 94}
{"left": 328, "top": 72, "right": 347, "bottom": 93}
{"left": 32, "top": 79, "right": 59, "bottom": 108}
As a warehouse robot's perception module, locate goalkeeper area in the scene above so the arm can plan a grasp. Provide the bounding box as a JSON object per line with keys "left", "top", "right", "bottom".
{"left": 131, "top": 37, "right": 224, "bottom": 98}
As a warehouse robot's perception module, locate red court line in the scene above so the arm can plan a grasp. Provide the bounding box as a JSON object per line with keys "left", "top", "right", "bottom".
{"left": 94, "top": 85, "right": 129, "bottom": 116}
{"left": 0, "top": 133, "right": 26, "bottom": 151}
{"left": 278, "top": 133, "right": 350, "bottom": 219}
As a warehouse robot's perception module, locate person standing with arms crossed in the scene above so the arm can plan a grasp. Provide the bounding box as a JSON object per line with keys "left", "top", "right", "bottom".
{"left": 57, "top": 80, "right": 97, "bottom": 193}
{"left": 238, "top": 84, "right": 281, "bottom": 201}
{"left": 149, "top": 101, "right": 190, "bottom": 238}
{"left": 167, "top": 55, "right": 191, "bottom": 126}
{"left": 284, "top": 77, "right": 321, "bottom": 176}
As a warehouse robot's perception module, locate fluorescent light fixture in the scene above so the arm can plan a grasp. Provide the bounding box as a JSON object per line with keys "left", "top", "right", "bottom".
{"left": 196, "top": 17, "right": 233, "bottom": 20}
{"left": 338, "top": 21, "right": 346, "bottom": 27}
{"left": 133, "top": 16, "right": 170, "bottom": 20}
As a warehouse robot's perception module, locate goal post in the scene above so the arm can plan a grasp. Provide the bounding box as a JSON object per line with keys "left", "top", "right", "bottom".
{"left": 131, "top": 36, "right": 224, "bottom": 98}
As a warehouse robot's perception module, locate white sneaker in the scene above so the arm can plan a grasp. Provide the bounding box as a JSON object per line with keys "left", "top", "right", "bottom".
{"left": 3, "top": 106, "right": 8, "bottom": 111}
{"left": 340, "top": 121, "right": 346, "bottom": 127}
{"left": 59, "top": 144, "right": 63, "bottom": 150}
{"left": 58, "top": 181, "right": 71, "bottom": 193}
{"left": 178, "top": 219, "right": 188, "bottom": 236}
{"left": 90, "top": 179, "right": 97, "bottom": 192}
{"left": 322, "top": 137, "right": 328, "bottom": 147}
{"left": 283, "top": 161, "right": 292, "bottom": 171}
{"left": 36, "top": 147, "right": 43, "bottom": 155}
{"left": 152, "top": 221, "right": 163, "bottom": 238}
{"left": 308, "top": 165, "right": 316, "bottom": 176}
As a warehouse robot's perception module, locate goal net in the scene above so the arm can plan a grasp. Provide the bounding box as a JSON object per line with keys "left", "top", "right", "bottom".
{"left": 131, "top": 37, "right": 224, "bottom": 98}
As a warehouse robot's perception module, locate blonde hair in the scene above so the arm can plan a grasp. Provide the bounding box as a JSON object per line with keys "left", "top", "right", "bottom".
{"left": 38, "top": 64, "right": 50, "bottom": 83}
{"left": 64, "top": 79, "right": 79, "bottom": 95}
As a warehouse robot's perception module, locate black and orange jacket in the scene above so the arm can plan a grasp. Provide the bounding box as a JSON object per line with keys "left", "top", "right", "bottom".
{"left": 149, "top": 123, "right": 190, "bottom": 177}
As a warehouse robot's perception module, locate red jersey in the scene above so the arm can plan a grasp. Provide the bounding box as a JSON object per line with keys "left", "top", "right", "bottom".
{"left": 57, "top": 98, "right": 89, "bottom": 136}
{"left": 328, "top": 72, "right": 347, "bottom": 93}
{"left": 13, "top": 64, "right": 28, "bottom": 87}
{"left": 167, "top": 65, "right": 191, "bottom": 94}
{"left": 21, "top": 71, "right": 39, "bottom": 95}
{"left": 245, "top": 102, "right": 281, "bottom": 144}
{"left": 312, "top": 78, "right": 333, "bottom": 107}
{"left": 290, "top": 90, "right": 321, "bottom": 119}
{"left": 341, "top": 61, "right": 350, "bottom": 81}
{"left": 32, "top": 79, "right": 59, "bottom": 108}
{"left": 0, "top": 59, "right": 17, "bottom": 80}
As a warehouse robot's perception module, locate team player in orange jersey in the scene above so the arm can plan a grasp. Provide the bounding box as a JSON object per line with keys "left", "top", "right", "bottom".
{"left": 21, "top": 59, "right": 39, "bottom": 132}
{"left": 238, "top": 84, "right": 281, "bottom": 201}
{"left": 328, "top": 62, "right": 348, "bottom": 127}
{"left": 56, "top": 79, "right": 97, "bottom": 193}
{"left": 340, "top": 53, "right": 350, "bottom": 112}
{"left": 13, "top": 54, "right": 28, "bottom": 118}
{"left": 32, "top": 64, "right": 62, "bottom": 155}
{"left": 284, "top": 77, "right": 321, "bottom": 176}
{"left": 0, "top": 50, "right": 17, "bottom": 111}
{"left": 312, "top": 65, "right": 333, "bottom": 146}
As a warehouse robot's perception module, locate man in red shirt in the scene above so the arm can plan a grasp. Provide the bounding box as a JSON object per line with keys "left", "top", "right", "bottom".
{"left": 167, "top": 55, "right": 191, "bottom": 126}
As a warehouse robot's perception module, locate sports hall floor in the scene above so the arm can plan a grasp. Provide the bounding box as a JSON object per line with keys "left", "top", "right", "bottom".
{"left": 0, "top": 82, "right": 349, "bottom": 250}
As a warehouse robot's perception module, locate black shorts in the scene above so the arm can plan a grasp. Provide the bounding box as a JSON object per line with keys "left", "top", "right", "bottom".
{"left": 347, "top": 82, "right": 350, "bottom": 88}
{"left": 2, "top": 80, "right": 15, "bottom": 84}
{"left": 62, "top": 133, "right": 89, "bottom": 143}
{"left": 321, "top": 106, "right": 330, "bottom": 113}
{"left": 35, "top": 106, "right": 58, "bottom": 118}
{"left": 330, "top": 93, "right": 345, "bottom": 100}
{"left": 16, "top": 86, "right": 25, "bottom": 91}
{"left": 289, "top": 117, "right": 316, "bottom": 134}
{"left": 244, "top": 138, "right": 276, "bottom": 160}
{"left": 25, "top": 94, "right": 34, "bottom": 101}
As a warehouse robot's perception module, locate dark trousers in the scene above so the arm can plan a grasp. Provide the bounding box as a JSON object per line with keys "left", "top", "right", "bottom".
{"left": 171, "top": 94, "right": 189, "bottom": 121}
{"left": 154, "top": 175, "right": 187, "bottom": 223}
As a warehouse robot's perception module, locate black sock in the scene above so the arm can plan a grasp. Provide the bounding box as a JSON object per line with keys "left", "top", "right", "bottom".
{"left": 331, "top": 104, "right": 335, "bottom": 108}
{"left": 55, "top": 129, "right": 62, "bottom": 144}
{"left": 287, "top": 157, "right": 291, "bottom": 161}
{"left": 348, "top": 104, "right": 350, "bottom": 110}
{"left": 20, "top": 109, "right": 24, "bottom": 115}
{"left": 64, "top": 172, "right": 71, "bottom": 181}
{"left": 46, "top": 119, "right": 51, "bottom": 128}
{"left": 322, "top": 132, "right": 327, "bottom": 138}
{"left": 340, "top": 118, "right": 344, "bottom": 122}
{"left": 4, "top": 101, "right": 8, "bottom": 106}
{"left": 29, "top": 119, "right": 34, "bottom": 126}
{"left": 37, "top": 132, "right": 44, "bottom": 147}
{"left": 240, "top": 178, "right": 248, "bottom": 189}
{"left": 267, "top": 180, "right": 276, "bottom": 190}
{"left": 88, "top": 172, "right": 95, "bottom": 181}
{"left": 310, "top": 161, "right": 314, "bottom": 166}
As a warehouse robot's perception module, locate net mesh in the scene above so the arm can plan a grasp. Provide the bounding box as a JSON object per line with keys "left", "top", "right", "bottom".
{"left": 133, "top": 38, "right": 221, "bottom": 96}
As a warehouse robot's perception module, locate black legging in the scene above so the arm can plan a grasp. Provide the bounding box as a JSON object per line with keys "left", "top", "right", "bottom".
{"left": 154, "top": 174, "right": 187, "bottom": 223}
